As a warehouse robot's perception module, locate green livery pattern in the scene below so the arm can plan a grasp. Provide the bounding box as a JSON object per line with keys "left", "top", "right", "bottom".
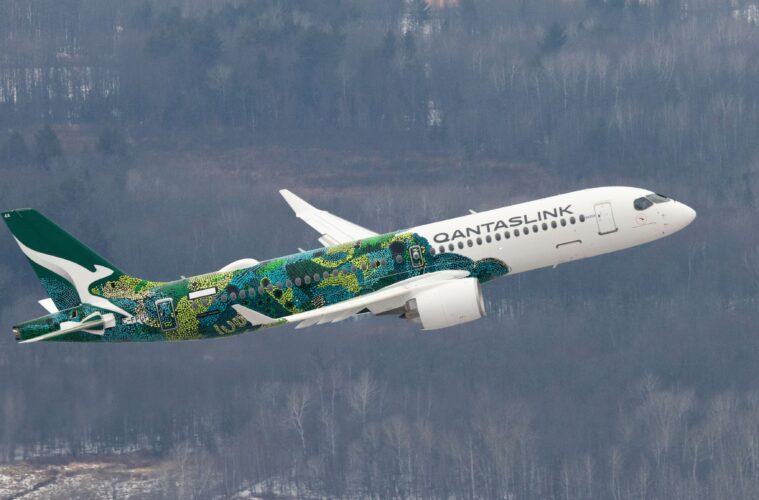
{"left": 3, "top": 209, "right": 509, "bottom": 342}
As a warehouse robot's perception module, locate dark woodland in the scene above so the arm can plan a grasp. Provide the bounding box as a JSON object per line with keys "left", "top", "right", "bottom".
{"left": 1, "top": 0, "right": 759, "bottom": 498}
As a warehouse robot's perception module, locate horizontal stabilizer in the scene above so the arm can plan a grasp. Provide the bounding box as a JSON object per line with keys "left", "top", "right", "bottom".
{"left": 38, "top": 298, "right": 58, "bottom": 314}
{"left": 231, "top": 305, "right": 278, "bottom": 327}
{"left": 18, "top": 311, "right": 115, "bottom": 344}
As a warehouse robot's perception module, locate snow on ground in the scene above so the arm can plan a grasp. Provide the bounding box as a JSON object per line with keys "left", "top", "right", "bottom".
{"left": 0, "top": 457, "right": 168, "bottom": 499}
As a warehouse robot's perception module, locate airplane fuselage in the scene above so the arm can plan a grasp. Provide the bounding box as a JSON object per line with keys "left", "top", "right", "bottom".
{"left": 11, "top": 187, "right": 696, "bottom": 342}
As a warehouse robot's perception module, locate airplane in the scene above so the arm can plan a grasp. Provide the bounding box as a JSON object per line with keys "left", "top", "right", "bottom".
{"left": 3, "top": 187, "right": 695, "bottom": 343}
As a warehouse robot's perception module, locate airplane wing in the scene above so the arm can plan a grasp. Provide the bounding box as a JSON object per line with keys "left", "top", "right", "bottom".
{"left": 233, "top": 270, "right": 470, "bottom": 329}
{"left": 279, "top": 189, "right": 378, "bottom": 246}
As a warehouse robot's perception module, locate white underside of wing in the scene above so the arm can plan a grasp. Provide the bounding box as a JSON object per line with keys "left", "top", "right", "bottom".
{"left": 279, "top": 189, "right": 378, "bottom": 246}
{"left": 234, "top": 270, "right": 470, "bottom": 330}
{"left": 288, "top": 270, "right": 470, "bottom": 328}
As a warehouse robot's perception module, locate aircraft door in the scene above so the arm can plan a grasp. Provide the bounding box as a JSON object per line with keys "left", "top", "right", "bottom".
{"left": 594, "top": 202, "right": 618, "bottom": 235}
{"left": 155, "top": 298, "right": 178, "bottom": 331}
{"left": 409, "top": 245, "right": 425, "bottom": 268}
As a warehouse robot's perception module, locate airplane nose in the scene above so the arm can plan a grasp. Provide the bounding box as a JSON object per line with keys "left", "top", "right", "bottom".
{"left": 661, "top": 201, "right": 696, "bottom": 234}
{"left": 680, "top": 203, "right": 697, "bottom": 226}
{"left": 669, "top": 202, "right": 696, "bottom": 232}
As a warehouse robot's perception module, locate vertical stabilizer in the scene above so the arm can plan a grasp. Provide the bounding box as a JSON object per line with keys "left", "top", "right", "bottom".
{"left": 2, "top": 209, "right": 125, "bottom": 311}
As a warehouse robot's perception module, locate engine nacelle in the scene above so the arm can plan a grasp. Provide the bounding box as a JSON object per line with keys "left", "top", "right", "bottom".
{"left": 218, "top": 258, "right": 260, "bottom": 272}
{"left": 405, "top": 278, "right": 485, "bottom": 330}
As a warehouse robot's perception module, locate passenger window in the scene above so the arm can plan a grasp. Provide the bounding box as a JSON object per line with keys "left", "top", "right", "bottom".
{"left": 332, "top": 269, "right": 339, "bottom": 276}
{"left": 476, "top": 237, "right": 482, "bottom": 245}
{"left": 579, "top": 215, "right": 585, "bottom": 223}
{"left": 523, "top": 227, "right": 530, "bottom": 235}
{"left": 314, "top": 273, "right": 320, "bottom": 282}
{"left": 239, "top": 290, "right": 246, "bottom": 299}
{"left": 438, "top": 246, "right": 445, "bottom": 254}
{"left": 505, "top": 231, "right": 511, "bottom": 239}
{"left": 286, "top": 280, "right": 292, "bottom": 288}
{"left": 304, "top": 276, "right": 311, "bottom": 284}
{"left": 467, "top": 240, "right": 473, "bottom": 247}
{"left": 323, "top": 271, "right": 330, "bottom": 279}
{"left": 258, "top": 285, "right": 265, "bottom": 294}
{"left": 220, "top": 294, "right": 228, "bottom": 303}
{"left": 230, "top": 292, "right": 237, "bottom": 301}
{"left": 514, "top": 229, "right": 520, "bottom": 237}
{"left": 551, "top": 221, "right": 557, "bottom": 229}
{"left": 430, "top": 248, "right": 436, "bottom": 256}
{"left": 248, "top": 287, "right": 256, "bottom": 296}
{"left": 495, "top": 233, "right": 501, "bottom": 241}
{"left": 570, "top": 216, "right": 576, "bottom": 224}
{"left": 542, "top": 223, "right": 548, "bottom": 230}
{"left": 560, "top": 219, "right": 567, "bottom": 226}
{"left": 295, "top": 277, "right": 302, "bottom": 286}
{"left": 533, "top": 224, "right": 538, "bottom": 232}
{"left": 448, "top": 243, "right": 455, "bottom": 251}
{"left": 458, "top": 241, "right": 464, "bottom": 249}
{"left": 486, "top": 235, "right": 492, "bottom": 243}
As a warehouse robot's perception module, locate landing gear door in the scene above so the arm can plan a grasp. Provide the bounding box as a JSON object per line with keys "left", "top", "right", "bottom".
{"left": 594, "top": 202, "right": 618, "bottom": 235}
{"left": 155, "top": 298, "right": 177, "bottom": 331}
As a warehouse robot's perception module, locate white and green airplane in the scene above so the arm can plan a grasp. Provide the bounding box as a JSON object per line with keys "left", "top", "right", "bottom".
{"left": 4, "top": 187, "right": 695, "bottom": 343}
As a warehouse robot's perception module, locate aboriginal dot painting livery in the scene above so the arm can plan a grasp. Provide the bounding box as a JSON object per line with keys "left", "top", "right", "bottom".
{"left": 4, "top": 187, "right": 696, "bottom": 343}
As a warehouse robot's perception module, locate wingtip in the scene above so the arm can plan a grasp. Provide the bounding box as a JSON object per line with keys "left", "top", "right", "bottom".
{"left": 279, "top": 189, "right": 314, "bottom": 214}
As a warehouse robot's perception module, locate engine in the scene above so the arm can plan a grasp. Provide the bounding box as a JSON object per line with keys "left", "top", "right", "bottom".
{"left": 404, "top": 278, "right": 485, "bottom": 330}
{"left": 218, "top": 258, "right": 260, "bottom": 272}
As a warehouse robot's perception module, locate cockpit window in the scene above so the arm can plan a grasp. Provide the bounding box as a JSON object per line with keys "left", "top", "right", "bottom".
{"left": 634, "top": 197, "right": 654, "bottom": 211}
{"left": 647, "top": 193, "right": 670, "bottom": 203}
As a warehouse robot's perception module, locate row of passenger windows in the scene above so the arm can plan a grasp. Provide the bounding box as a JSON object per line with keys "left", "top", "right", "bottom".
{"left": 215, "top": 259, "right": 389, "bottom": 303}
{"left": 430, "top": 215, "right": 586, "bottom": 255}
{"left": 214, "top": 214, "right": 587, "bottom": 302}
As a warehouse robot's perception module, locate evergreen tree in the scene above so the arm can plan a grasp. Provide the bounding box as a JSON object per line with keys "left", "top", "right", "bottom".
{"left": 0, "top": 130, "right": 31, "bottom": 165}
{"left": 540, "top": 22, "right": 567, "bottom": 54}
{"left": 33, "top": 125, "right": 63, "bottom": 166}
{"left": 96, "top": 127, "right": 130, "bottom": 158}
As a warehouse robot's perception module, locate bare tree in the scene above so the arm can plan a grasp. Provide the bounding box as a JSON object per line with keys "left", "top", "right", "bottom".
{"left": 285, "top": 384, "right": 311, "bottom": 456}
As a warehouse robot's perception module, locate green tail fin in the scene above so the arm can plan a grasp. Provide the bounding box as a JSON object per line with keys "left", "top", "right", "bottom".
{"left": 2, "top": 209, "right": 125, "bottom": 311}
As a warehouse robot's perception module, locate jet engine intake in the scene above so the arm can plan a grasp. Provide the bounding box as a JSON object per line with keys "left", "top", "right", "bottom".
{"left": 404, "top": 277, "right": 485, "bottom": 330}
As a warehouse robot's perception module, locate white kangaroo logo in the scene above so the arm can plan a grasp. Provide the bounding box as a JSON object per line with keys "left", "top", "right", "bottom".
{"left": 14, "top": 238, "right": 132, "bottom": 318}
